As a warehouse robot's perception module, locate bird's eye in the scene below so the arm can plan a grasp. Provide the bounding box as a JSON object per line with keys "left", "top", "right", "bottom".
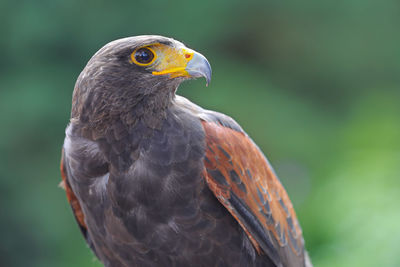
{"left": 131, "top": 47, "right": 156, "bottom": 66}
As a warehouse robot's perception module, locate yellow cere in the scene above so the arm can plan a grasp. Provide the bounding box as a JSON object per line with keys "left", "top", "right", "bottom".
{"left": 150, "top": 44, "right": 195, "bottom": 78}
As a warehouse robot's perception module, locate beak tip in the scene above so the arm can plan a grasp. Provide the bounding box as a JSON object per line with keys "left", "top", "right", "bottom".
{"left": 204, "top": 68, "right": 211, "bottom": 87}
{"left": 186, "top": 51, "right": 212, "bottom": 87}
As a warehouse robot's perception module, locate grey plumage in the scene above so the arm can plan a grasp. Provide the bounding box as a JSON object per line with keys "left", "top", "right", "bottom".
{"left": 61, "top": 35, "right": 311, "bottom": 267}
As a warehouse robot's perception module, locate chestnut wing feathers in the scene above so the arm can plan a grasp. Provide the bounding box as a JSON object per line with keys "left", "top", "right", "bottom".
{"left": 201, "top": 116, "right": 306, "bottom": 267}
{"left": 60, "top": 150, "right": 99, "bottom": 256}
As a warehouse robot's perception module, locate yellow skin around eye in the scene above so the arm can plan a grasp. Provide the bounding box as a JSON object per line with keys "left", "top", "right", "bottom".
{"left": 131, "top": 43, "right": 195, "bottom": 79}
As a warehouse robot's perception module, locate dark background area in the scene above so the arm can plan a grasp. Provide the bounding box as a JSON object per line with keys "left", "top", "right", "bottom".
{"left": 1, "top": 1, "right": 399, "bottom": 266}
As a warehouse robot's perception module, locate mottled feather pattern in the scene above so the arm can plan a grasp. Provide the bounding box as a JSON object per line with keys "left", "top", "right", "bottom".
{"left": 63, "top": 102, "right": 276, "bottom": 266}
{"left": 202, "top": 120, "right": 306, "bottom": 267}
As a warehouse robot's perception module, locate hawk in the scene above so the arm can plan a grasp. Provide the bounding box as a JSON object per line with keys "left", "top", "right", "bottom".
{"left": 61, "top": 35, "right": 312, "bottom": 267}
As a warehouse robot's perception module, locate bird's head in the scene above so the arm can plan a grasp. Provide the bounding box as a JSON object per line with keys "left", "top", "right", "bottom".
{"left": 71, "top": 35, "right": 211, "bottom": 130}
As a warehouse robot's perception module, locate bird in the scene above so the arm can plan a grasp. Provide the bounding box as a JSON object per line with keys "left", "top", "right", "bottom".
{"left": 60, "top": 35, "right": 312, "bottom": 267}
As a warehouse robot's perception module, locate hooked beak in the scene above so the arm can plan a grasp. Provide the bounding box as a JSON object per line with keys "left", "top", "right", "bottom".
{"left": 185, "top": 51, "right": 212, "bottom": 86}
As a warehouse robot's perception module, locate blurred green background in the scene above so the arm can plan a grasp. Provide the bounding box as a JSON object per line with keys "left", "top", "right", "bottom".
{"left": 1, "top": 0, "right": 399, "bottom": 266}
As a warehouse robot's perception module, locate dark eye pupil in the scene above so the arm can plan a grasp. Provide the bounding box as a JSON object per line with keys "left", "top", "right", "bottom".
{"left": 135, "top": 48, "right": 154, "bottom": 64}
